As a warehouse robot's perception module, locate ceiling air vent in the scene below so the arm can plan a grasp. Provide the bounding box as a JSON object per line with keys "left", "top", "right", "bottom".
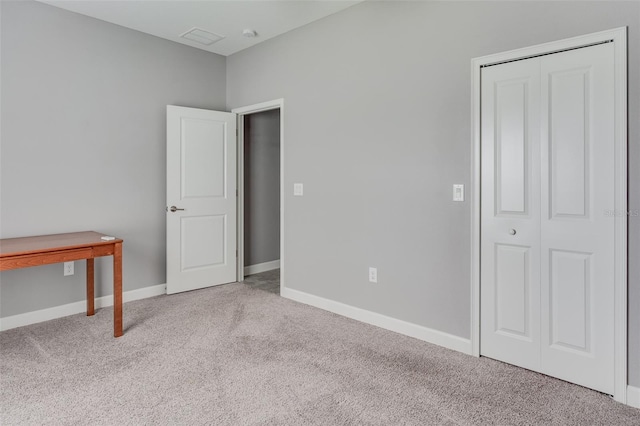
{"left": 179, "top": 27, "right": 224, "bottom": 46}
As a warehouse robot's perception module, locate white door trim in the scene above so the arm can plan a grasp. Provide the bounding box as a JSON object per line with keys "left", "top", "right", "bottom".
{"left": 470, "top": 27, "right": 628, "bottom": 403}
{"left": 232, "top": 99, "right": 285, "bottom": 290}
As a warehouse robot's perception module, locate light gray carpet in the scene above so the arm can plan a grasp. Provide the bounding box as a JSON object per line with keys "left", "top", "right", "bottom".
{"left": 1, "top": 273, "right": 639, "bottom": 425}
{"left": 243, "top": 269, "right": 280, "bottom": 295}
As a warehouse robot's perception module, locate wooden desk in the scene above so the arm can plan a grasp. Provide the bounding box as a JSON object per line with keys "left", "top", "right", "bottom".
{"left": 0, "top": 231, "right": 124, "bottom": 337}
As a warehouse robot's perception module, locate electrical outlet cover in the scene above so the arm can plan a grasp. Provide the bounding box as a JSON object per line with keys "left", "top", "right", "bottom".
{"left": 64, "top": 261, "right": 74, "bottom": 276}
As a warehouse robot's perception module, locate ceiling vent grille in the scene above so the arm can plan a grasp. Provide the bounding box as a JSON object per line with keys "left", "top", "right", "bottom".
{"left": 179, "top": 28, "right": 224, "bottom": 46}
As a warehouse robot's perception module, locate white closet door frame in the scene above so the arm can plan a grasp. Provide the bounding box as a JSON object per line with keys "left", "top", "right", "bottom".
{"left": 470, "top": 27, "right": 627, "bottom": 403}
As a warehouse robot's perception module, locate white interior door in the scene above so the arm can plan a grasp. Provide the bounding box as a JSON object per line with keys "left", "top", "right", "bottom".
{"left": 480, "top": 58, "right": 542, "bottom": 371}
{"left": 481, "top": 42, "right": 615, "bottom": 394}
{"left": 539, "top": 43, "right": 615, "bottom": 393}
{"left": 166, "top": 105, "right": 237, "bottom": 294}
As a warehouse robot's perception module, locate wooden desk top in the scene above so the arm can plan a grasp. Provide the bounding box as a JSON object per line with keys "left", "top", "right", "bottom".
{"left": 0, "top": 231, "right": 123, "bottom": 257}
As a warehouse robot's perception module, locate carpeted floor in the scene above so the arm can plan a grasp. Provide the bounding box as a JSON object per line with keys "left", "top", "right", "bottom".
{"left": 1, "top": 270, "right": 639, "bottom": 425}
{"left": 243, "top": 269, "right": 280, "bottom": 295}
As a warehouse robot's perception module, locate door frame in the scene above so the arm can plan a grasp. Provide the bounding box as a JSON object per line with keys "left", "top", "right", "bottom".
{"left": 232, "top": 99, "right": 285, "bottom": 289}
{"left": 470, "top": 27, "right": 628, "bottom": 402}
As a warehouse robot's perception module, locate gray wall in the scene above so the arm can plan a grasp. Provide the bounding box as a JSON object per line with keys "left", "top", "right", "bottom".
{"left": 0, "top": 0, "right": 226, "bottom": 316}
{"left": 226, "top": 1, "right": 640, "bottom": 385}
{"left": 244, "top": 109, "right": 281, "bottom": 266}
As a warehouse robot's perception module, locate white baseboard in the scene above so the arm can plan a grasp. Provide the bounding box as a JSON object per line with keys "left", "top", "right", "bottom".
{"left": 628, "top": 385, "right": 640, "bottom": 409}
{"left": 281, "top": 287, "right": 473, "bottom": 355}
{"left": 244, "top": 259, "right": 280, "bottom": 276}
{"left": 0, "top": 283, "right": 166, "bottom": 332}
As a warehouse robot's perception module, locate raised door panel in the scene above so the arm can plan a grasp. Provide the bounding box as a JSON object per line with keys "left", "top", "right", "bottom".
{"left": 549, "top": 250, "right": 592, "bottom": 353}
{"left": 181, "top": 118, "right": 226, "bottom": 199}
{"left": 181, "top": 215, "right": 227, "bottom": 271}
{"left": 495, "top": 80, "right": 529, "bottom": 215}
{"left": 495, "top": 244, "right": 531, "bottom": 339}
{"left": 549, "top": 68, "right": 590, "bottom": 219}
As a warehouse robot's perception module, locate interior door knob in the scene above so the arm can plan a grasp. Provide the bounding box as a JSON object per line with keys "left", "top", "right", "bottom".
{"left": 509, "top": 229, "right": 517, "bottom": 235}
{"left": 169, "top": 206, "right": 185, "bottom": 212}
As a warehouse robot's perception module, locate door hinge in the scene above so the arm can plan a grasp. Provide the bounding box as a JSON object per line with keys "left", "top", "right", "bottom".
{"left": 236, "top": 249, "right": 238, "bottom": 257}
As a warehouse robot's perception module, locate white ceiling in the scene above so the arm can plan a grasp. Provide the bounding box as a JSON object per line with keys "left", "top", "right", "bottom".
{"left": 39, "top": 0, "right": 362, "bottom": 56}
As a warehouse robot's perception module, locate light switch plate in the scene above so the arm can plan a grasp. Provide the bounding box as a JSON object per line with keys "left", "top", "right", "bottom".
{"left": 453, "top": 184, "right": 464, "bottom": 202}
{"left": 294, "top": 183, "right": 304, "bottom": 196}
{"left": 369, "top": 267, "right": 378, "bottom": 283}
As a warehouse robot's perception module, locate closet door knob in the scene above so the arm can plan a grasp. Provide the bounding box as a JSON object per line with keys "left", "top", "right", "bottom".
{"left": 509, "top": 229, "right": 517, "bottom": 235}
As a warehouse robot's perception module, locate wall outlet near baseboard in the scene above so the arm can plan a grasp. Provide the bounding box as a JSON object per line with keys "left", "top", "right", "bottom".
{"left": 368, "top": 267, "right": 378, "bottom": 283}
{"left": 64, "top": 261, "right": 74, "bottom": 276}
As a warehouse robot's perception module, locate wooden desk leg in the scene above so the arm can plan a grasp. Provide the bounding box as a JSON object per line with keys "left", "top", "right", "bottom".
{"left": 86, "top": 258, "right": 95, "bottom": 316}
{"left": 113, "top": 242, "right": 123, "bottom": 337}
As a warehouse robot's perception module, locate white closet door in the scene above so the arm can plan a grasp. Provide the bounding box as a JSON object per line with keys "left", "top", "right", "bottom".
{"left": 539, "top": 43, "right": 615, "bottom": 394}
{"left": 480, "top": 58, "right": 541, "bottom": 371}
{"left": 481, "top": 42, "right": 615, "bottom": 395}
